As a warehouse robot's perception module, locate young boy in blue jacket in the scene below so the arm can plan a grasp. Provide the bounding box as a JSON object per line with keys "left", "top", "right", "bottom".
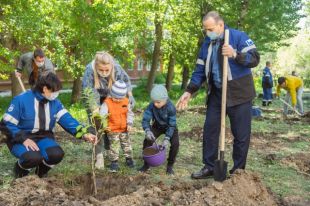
{"left": 139, "top": 85, "right": 179, "bottom": 175}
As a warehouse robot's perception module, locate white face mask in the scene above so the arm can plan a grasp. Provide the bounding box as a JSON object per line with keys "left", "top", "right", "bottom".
{"left": 46, "top": 91, "right": 59, "bottom": 101}
{"left": 207, "top": 31, "right": 220, "bottom": 40}
{"left": 35, "top": 61, "right": 44, "bottom": 68}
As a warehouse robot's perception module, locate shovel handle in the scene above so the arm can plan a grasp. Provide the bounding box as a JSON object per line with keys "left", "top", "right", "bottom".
{"left": 219, "top": 29, "right": 229, "bottom": 152}
{"left": 17, "top": 76, "right": 26, "bottom": 92}
{"left": 279, "top": 98, "right": 302, "bottom": 116}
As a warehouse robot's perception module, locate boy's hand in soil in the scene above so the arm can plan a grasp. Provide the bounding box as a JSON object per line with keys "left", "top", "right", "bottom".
{"left": 83, "top": 133, "right": 98, "bottom": 145}
{"left": 145, "top": 129, "right": 155, "bottom": 141}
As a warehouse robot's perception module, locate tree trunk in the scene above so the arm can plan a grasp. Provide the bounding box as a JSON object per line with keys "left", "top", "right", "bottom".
{"left": 146, "top": 3, "right": 163, "bottom": 92}
{"left": 165, "top": 53, "right": 175, "bottom": 91}
{"left": 181, "top": 65, "right": 189, "bottom": 90}
{"left": 71, "top": 77, "right": 82, "bottom": 104}
{"left": 237, "top": 0, "right": 249, "bottom": 29}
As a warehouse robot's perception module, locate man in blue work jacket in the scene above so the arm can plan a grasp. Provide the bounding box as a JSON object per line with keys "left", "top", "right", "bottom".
{"left": 177, "top": 11, "right": 260, "bottom": 178}
{"left": 0, "top": 72, "right": 97, "bottom": 178}
{"left": 262, "top": 61, "right": 273, "bottom": 106}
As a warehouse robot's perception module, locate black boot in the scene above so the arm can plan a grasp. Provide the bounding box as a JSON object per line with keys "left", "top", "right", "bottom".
{"left": 35, "top": 162, "right": 51, "bottom": 178}
{"left": 262, "top": 101, "right": 266, "bottom": 106}
{"left": 138, "top": 163, "right": 150, "bottom": 173}
{"left": 166, "top": 164, "right": 174, "bottom": 175}
{"left": 126, "top": 158, "right": 135, "bottom": 168}
{"left": 14, "top": 162, "right": 30, "bottom": 178}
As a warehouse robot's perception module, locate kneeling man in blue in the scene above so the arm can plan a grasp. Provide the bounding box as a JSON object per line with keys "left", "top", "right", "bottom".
{"left": 0, "top": 72, "right": 97, "bottom": 178}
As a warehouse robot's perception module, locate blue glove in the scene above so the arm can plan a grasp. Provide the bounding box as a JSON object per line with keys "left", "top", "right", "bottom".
{"left": 162, "top": 137, "right": 170, "bottom": 148}
{"left": 145, "top": 129, "right": 155, "bottom": 141}
{"left": 129, "top": 95, "right": 136, "bottom": 108}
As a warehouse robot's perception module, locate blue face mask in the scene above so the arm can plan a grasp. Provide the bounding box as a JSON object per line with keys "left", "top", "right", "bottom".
{"left": 207, "top": 31, "right": 219, "bottom": 40}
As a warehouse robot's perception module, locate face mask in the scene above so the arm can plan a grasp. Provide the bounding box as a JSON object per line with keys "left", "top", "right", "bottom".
{"left": 207, "top": 31, "right": 220, "bottom": 40}
{"left": 46, "top": 91, "right": 59, "bottom": 101}
{"left": 35, "top": 61, "right": 44, "bottom": 68}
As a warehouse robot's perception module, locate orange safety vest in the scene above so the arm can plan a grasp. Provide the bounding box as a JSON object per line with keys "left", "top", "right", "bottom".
{"left": 105, "top": 97, "right": 129, "bottom": 133}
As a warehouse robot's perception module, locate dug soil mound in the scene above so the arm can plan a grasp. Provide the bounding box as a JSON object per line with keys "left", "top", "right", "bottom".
{"left": 281, "top": 152, "right": 310, "bottom": 175}
{"left": 0, "top": 170, "right": 278, "bottom": 206}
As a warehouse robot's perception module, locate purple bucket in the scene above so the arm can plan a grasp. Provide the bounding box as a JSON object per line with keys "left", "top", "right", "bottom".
{"left": 143, "top": 144, "right": 166, "bottom": 167}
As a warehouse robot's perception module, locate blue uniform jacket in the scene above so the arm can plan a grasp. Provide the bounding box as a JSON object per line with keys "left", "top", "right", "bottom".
{"left": 262, "top": 67, "right": 273, "bottom": 88}
{"left": 186, "top": 25, "right": 260, "bottom": 107}
{"left": 2, "top": 90, "right": 86, "bottom": 145}
{"left": 142, "top": 100, "right": 177, "bottom": 139}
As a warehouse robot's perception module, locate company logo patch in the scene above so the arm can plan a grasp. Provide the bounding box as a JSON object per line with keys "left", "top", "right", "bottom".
{"left": 8, "top": 104, "right": 14, "bottom": 112}
{"left": 245, "top": 39, "right": 254, "bottom": 46}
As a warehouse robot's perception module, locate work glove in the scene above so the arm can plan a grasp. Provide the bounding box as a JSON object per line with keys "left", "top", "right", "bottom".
{"left": 129, "top": 95, "right": 136, "bottom": 108}
{"left": 145, "top": 129, "right": 155, "bottom": 141}
{"left": 162, "top": 137, "right": 170, "bottom": 148}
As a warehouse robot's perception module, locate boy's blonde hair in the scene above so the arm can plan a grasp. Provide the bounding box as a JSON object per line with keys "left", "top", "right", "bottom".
{"left": 93, "top": 51, "right": 115, "bottom": 89}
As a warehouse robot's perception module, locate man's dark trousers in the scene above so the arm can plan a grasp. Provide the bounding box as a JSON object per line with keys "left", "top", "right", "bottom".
{"left": 203, "top": 87, "right": 252, "bottom": 172}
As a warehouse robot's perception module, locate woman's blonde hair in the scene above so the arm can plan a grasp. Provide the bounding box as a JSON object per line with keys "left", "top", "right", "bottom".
{"left": 93, "top": 51, "right": 115, "bottom": 89}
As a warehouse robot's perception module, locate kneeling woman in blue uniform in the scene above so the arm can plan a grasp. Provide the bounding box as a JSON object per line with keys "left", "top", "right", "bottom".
{"left": 0, "top": 72, "right": 97, "bottom": 178}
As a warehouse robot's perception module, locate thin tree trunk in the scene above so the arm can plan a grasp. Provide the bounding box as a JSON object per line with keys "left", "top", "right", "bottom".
{"left": 237, "top": 0, "right": 249, "bottom": 29}
{"left": 181, "top": 65, "right": 189, "bottom": 90}
{"left": 165, "top": 53, "right": 175, "bottom": 91}
{"left": 71, "top": 77, "right": 82, "bottom": 104}
{"left": 146, "top": 2, "right": 163, "bottom": 92}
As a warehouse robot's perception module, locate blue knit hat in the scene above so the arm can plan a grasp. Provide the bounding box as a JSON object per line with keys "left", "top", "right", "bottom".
{"left": 111, "top": 80, "right": 127, "bottom": 99}
{"left": 150, "top": 84, "right": 168, "bottom": 101}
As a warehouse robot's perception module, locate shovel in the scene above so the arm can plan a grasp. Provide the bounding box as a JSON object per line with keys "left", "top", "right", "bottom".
{"left": 17, "top": 76, "right": 26, "bottom": 92}
{"left": 279, "top": 98, "right": 302, "bottom": 116}
{"left": 214, "top": 29, "right": 229, "bottom": 182}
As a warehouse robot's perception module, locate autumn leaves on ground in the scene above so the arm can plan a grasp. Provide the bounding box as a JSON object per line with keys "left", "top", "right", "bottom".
{"left": 0, "top": 92, "right": 309, "bottom": 206}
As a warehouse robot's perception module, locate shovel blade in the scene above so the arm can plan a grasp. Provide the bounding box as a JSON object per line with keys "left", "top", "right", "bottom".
{"left": 214, "top": 159, "right": 228, "bottom": 182}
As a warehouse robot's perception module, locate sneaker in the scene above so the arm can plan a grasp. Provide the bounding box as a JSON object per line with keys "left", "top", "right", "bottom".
{"left": 138, "top": 163, "right": 150, "bottom": 173}
{"left": 95, "top": 153, "right": 104, "bottom": 170}
{"left": 166, "top": 165, "right": 174, "bottom": 175}
{"left": 125, "top": 158, "right": 135, "bottom": 168}
{"left": 110, "top": 161, "right": 119, "bottom": 172}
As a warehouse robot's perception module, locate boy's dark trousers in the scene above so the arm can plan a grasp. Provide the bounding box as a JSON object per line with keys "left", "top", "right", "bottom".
{"left": 143, "top": 123, "right": 179, "bottom": 166}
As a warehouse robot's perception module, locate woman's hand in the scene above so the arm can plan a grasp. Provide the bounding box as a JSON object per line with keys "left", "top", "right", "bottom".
{"left": 23, "top": 139, "right": 40, "bottom": 151}
{"left": 83, "top": 133, "right": 98, "bottom": 145}
{"left": 176, "top": 92, "right": 191, "bottom": 110}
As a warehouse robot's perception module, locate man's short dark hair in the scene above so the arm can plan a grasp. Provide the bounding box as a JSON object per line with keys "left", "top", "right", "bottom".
{"left": 33, "top": 72, "right": 62, "bottom": 93}
{"left": 278, "top": 77, "right": 286, "bottom": 85}
{"left": 33, "top": 48, "right": 45, "bottom": 58}
{"left": 266, "top": 61, "right": 271, "bottom": 66}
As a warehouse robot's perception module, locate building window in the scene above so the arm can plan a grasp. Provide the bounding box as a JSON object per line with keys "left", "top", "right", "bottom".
{"left": 137, "top": 57, "right": 144, "bottom": 71}
{"left": 146, "top": 61, "right": 151, "bottom": 71}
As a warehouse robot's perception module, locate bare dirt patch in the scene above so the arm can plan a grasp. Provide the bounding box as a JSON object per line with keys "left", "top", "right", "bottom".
{"left": 0, "top": 170, "right": 279, "bottom": 206}
{"left": 281, "top": 153, "right": 310, "bottom": 175}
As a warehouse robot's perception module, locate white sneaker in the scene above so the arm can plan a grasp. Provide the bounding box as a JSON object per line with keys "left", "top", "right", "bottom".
{"left": 95, "top": 153, "right": 104, "bottom": 170}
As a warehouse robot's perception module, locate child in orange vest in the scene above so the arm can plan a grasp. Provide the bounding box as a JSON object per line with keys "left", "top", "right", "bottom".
{"left": 100, "top": 80, "right": 134, "bottom": 172}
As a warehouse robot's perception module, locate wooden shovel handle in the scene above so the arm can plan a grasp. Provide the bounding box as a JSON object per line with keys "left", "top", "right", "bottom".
{"left": 219, "top": 29, "right": 229, "bottom": 152}
{"left": 17, "top": 76, "right": 26, "bottom": 92}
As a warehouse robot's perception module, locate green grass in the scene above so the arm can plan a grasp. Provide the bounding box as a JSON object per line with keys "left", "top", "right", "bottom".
{"left": 0, "top": 85, "right": 310, "bottom": 201}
